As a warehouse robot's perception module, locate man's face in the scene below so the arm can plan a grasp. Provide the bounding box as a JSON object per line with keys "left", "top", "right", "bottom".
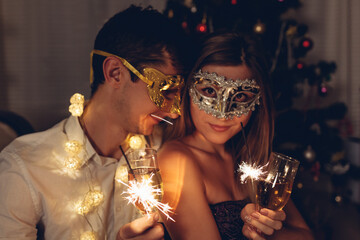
{"left": 114, "top": 57, "right": 181, "bottom": 136}
{"left": 91, "top": 49, "right": 183, "bottom": 115}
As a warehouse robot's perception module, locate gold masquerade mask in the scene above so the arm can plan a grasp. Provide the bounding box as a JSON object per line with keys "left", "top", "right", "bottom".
{"left": 90, "top": 50, "right": 184, "bottom": 115}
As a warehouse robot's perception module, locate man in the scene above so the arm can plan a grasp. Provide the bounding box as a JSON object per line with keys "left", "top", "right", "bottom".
{"left": 0, "top": 5, "right": 190, "bottom": 240}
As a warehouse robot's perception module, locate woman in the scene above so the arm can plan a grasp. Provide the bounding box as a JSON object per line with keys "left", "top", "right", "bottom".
{"left": 158, "top": 32, "right": 314, "bottom": 240}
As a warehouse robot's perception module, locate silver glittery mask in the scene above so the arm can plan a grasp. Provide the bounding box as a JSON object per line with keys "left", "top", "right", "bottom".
{"left": 189, "top": 69, "right": 261, "bottom": 119}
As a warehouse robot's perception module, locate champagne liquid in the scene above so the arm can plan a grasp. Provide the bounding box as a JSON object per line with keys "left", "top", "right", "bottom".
{"left": 255, "top": 177, "right": 292, "bottom": 211}
{"left": 128, "top": 167, "right": 163, "bottom": 213}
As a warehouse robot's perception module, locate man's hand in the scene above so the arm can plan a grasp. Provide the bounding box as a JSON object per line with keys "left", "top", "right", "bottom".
{"left": 117, "top": 212, "right": 164, "bottom": 240}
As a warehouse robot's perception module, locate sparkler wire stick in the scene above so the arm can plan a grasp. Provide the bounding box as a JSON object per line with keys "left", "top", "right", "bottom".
{"left": 150, "top": 114, "right": 173, "bottom": 125}
{"left": 240, "top": 122, "right": 252, "bottom": 162}
{"left": 240, "top": 122, "right": 258, "bottom": 207}
{"left": 119, "top": 145, "right": 137, "bottom": 181}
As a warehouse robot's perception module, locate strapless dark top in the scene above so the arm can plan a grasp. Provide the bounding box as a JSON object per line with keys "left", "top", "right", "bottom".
{"left": 209, "top": 199, "right": 250, "bottom": 240}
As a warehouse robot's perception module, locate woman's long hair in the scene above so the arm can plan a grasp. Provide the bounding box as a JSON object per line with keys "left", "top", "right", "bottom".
{"left": 163, "top": 32, "right": 274, "bottom": 171}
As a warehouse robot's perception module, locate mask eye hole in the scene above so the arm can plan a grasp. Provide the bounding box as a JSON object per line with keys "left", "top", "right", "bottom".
{"left": 196, "top": 85, "right": 217, "bottom": 98}
{"left": 233, "top": 92, "right": 256, "bottom": 103}
{"left": 162, "top": 89, "right": 178, "bottom": 100}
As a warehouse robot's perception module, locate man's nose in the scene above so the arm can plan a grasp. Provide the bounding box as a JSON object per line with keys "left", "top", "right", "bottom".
{"left": 166, "top": 112, "right": 180, "bottom": 120}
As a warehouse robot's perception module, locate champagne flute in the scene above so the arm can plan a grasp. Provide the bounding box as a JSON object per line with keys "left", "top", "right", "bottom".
{"left": 126, "top": 148, "right": 163, "bottom": 214}
{"left": 254, "top": 152, "right": 299, "bottom": 211}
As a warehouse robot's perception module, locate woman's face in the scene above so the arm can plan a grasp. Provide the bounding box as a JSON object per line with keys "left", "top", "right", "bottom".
{"left": 190, "top": 64, "right": 255, "bottom": 145}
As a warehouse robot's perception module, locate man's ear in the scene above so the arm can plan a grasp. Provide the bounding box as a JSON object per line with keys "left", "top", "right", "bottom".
{"left": 102, "top": 57, "right": 129, "bottom": 88}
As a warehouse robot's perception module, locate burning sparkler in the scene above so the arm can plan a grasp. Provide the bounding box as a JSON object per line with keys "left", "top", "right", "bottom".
{"left": 116, "top": 173, "right": 175, "bottom": 222}
{"left": 237, "top": 122, "right": 268, "bottom": 183}
{"left": 237, "top": 161, "right": 267, "bottom": 183}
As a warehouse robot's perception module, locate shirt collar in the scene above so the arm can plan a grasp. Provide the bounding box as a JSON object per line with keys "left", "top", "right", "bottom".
{"left": 64, "top": 115, "right": 118, "bottom": 166}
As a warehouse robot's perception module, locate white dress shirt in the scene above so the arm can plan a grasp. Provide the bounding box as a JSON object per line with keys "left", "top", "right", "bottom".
{"left": 0, "top": 115, "right": 149, "bottom": 240}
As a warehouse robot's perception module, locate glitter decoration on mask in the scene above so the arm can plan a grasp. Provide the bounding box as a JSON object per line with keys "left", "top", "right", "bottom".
{"left": 90, "top": 50, "right": 184, "bottom": 115}
{"left": 189, "top": 69, "right": 261, "bottom": 119}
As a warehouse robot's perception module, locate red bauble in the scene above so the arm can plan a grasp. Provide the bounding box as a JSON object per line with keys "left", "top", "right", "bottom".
{"left": 296, "top": 61, "right": 305, "bottom": 70}
{"left": 300, "top": 37, "right": 313, "bottom": 50}
{"left": 318, "top": 82, "right": 328, "bottom": 97}
{"left": 196, "top": 23, "right": 207, "bottom": 33}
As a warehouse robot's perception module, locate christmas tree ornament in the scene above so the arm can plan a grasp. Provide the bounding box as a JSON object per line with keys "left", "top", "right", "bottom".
{"left": 304, "top": 145, "right": 316, "bottom": 162}
{"left": 181, "top": 21, "right": 188, "bottom": 30}
{"left": 253, "top": 20, "right": 266, "bottom": 34}
{"left": 196, "top": 11, "right": 207, "bottom": 33}
{"left": 196, "top": 23, "right": 207, "bottom": 33}
{"left": 318, "top": 81, "right": 328, "bottom": 97}
{"left": 334, "top": 195, "right": 342, "bottom": 203}
{"left": 286, "top": 25, "right": 298, "bottom": 38}
{"left": 299, "top": 37, "right": 313, "bottom": 51}
{"left": 167, "top": 9, "right": 174, "bottom": 18}
{"left": 295, "top": 60, "right": 305, "bottom": 70}
{"left": 190, "top": 5, "right": 197, "bottom": 13}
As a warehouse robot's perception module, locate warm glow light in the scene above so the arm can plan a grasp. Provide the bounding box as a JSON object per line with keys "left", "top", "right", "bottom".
{"left": 64, "top": 155, "right": 83, "bottom": 170}
{"left": 115, "top": 165, "right": 129, "bottom": 183}
{"left": 80, "top": 231, "right": 96, "bottom": 240}
{"left": 237, "top": 162, "right": 267, "bottom": 183}
{"left": 70, "top": 93, "right": 85, "bottom": 104}
{"left": 129, "top": 135, "right": 143, "bottom": 149}
{"left": 69, "top": 93, "right": 85, "bottom": 116}
{"left": 65, "top": 140, "right": 82, "bottom": 155}
{"left": 75, "top": 190, "right": 104, "bottom": 216}
{"left": 255, "top": 25, "right": 262, "bottom": 32}
{"left": 117, "top": 175, "right": 175, "bottom": 221}
{"left": 69, "top": 104, "right": 84, "bottom": 117}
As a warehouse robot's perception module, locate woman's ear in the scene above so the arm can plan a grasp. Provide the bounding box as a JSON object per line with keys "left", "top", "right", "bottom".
{"left": 102, "top": 56, "right": 128, "bottom": 88}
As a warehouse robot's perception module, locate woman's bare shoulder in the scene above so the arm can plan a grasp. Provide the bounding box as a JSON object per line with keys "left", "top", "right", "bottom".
{"left": 159, "top": 139, "right": 195, "bottom": 159}
{"left": 158, "top": 138, "right": 202, "bottom": 179}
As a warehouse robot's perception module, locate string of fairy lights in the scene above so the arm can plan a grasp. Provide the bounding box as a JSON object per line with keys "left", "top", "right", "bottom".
{"left": 65, "top": 93, "right": 150, "bottom": 240}
{"left": 66, "top": 93, "right": 103, "bottom": 240}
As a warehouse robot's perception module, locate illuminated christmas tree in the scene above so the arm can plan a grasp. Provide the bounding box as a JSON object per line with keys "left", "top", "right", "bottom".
{"left": 164, "top": 0, "right": 354, "bottom": 237}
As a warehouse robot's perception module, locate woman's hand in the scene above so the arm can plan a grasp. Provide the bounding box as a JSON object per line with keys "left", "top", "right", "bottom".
{"left": 241, "top": 203, "right": 286, "bottom": 240}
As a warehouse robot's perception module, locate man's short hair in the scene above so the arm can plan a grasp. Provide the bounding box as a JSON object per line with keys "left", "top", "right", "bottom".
{"left": 91, "top": 5, "right": 190, "bottom": 95}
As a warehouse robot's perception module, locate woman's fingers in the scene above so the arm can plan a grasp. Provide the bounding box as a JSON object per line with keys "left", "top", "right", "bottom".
{"left": 241, "top": 204, "right": 287, "bottom": 237}
{"left": 244, "top": 213, "right": 275, "bottom": 235}
{"left": 242, "top": 223, "right": 266, "bottom": 240}
{"left": 260, "top": 208, "right": 286, "bottom": 221}
{"left": 243, "top": 208, "right": 286, "bottom": 235}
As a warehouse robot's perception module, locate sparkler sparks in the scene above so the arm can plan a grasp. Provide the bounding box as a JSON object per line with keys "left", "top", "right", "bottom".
{"left": 237, "top": 162, "right": 267, "bottom": 183}
{"left": 116, "top": 173, "right": 175, "bottom": 222}
{"left": 150, "top": 114, "right": 173, "bottom": 125}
